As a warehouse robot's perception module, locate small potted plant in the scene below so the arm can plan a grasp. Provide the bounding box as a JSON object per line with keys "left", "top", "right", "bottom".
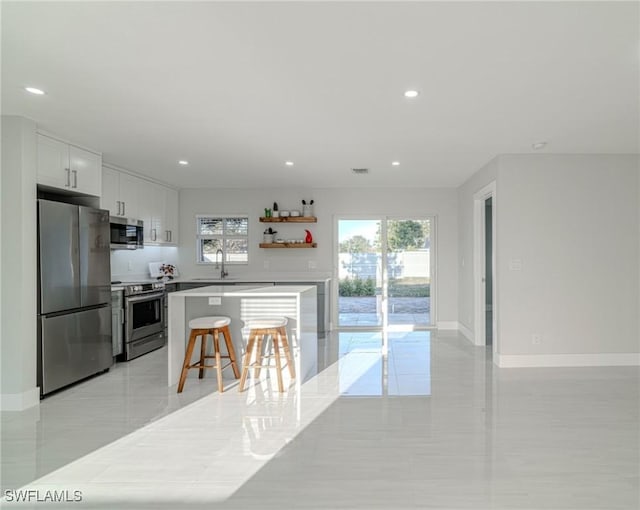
{"left": 263, "top": 227, "right": 276, "bottom": 243}
{"left": 302, "top": 199, "right": 314, "bottom": 217}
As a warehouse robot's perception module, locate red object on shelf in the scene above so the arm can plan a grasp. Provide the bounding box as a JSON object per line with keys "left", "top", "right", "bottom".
{"left": 305, "top": 229, "right": 313, "bottom": 243}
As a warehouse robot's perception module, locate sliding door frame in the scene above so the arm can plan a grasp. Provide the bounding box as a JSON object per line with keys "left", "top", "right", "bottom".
{"left": 333, "top": 214, "right": 437, "bottom": 332}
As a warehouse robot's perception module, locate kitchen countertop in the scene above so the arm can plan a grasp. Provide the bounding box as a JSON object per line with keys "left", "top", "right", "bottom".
{"left": 173, "top": 272, "right": 331, "bottom": 283}
{"left": 111, "top": 274, "right": 331, "bottom": 291}
{"left": 170, "top": 283, "right": 315, "bottom": 297}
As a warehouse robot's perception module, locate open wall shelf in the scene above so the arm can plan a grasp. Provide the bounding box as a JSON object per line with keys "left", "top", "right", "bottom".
{"left": 259, "top": 242, "right": 317, "bottom": 249}
{"left": 259, "top": 216, "right": 317, "bottom": 223}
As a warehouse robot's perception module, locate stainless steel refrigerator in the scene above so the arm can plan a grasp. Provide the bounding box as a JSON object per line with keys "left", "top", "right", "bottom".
{"left": 37, "top": 199, "right": 113, "bottom": 396}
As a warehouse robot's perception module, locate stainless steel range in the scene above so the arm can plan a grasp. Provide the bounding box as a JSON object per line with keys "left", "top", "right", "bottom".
{"left": 123, "top": 282, "right": 166, "bottom": 360}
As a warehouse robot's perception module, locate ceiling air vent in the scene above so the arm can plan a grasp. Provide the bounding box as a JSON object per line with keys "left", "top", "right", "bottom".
{"left": 351, "top": 168, "right": 369, "bottom": 175}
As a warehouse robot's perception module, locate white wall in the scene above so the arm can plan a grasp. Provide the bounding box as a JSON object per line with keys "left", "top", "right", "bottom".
{"left": 498, "top": 154, "right": 638, "bottom": 360}
{"left": 457, "top": 157, "right": 499, "bottom": 336}
{"left": 179, "top": 187, "right": 459, "bottom": 323}
{"left": 111, "top": 246, "right": 179, "bottom": 281}
{"left": 1, "top": 116, "right": 39, "bottom": 410}
{"left": 458, "top": 154, "right": 639, "bottom": 366}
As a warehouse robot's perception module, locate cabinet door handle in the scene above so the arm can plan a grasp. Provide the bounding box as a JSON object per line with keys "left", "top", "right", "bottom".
{"left": 152, "top": 229, "right": 157, "bottom": 241}
{"left": 165, "top": 230, "right": 170, "bottom": 242}
{"left": 122, "top": 202, "right": 126, "bottom": 216}
{"left": 116, "top": 201, "right": 121, "bottom": 215}
{"left": 72, "top": 170, "right": 78, "bottom": 188}
{"left": 169, "top": 231, "right": 172, "bottom": 242}
{"left": 65, "top": 168, "right": 71, "bottom": 187}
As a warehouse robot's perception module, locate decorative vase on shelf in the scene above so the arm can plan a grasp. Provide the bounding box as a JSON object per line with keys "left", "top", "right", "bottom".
{"left": 305, "top": 230, "right": 313, "bottom": 243}
{"left": 302, "top": 205, "right": 313, "bottom": 217}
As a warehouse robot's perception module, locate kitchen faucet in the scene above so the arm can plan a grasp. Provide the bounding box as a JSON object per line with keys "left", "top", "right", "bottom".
{"left": 215, "top": 248, "right": 228, "bottom": 279}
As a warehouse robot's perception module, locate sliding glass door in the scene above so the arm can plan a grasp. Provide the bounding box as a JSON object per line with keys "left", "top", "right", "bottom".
{"left": 338, "top": 219, "right": 383, "bottom": 327}
{"left": 337, "top": 217, "right": 433, "bottom": 329}
{"left": 386, "top": 219, "right": 431, "bottom": 327}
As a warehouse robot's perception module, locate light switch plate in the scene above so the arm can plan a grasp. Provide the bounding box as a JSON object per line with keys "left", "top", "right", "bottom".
{"left": 308, "top": 260, "right": 317, "bottom": 269}
{"left": 208, "top": 297, "right": 222, "bottom": 306}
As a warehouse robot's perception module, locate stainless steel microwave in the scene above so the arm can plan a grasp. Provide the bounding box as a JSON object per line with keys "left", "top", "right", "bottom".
{"left": 110, "top": 217, "right": 144, "bottom": 249}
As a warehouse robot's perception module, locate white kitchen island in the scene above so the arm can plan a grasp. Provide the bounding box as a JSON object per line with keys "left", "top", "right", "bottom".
{"left": 167, "top": 284, "right": 317, "bottom": 389}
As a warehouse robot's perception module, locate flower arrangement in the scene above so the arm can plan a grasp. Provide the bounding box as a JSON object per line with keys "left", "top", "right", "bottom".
{"left": 159, "top": 264, "right": 176, "bottom": 279}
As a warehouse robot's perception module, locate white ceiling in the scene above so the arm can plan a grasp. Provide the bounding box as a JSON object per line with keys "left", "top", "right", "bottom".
{"left": 2, "top": 1, "right": 638, "bottom": 189}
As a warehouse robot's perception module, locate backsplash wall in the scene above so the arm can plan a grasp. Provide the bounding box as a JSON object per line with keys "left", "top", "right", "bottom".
{"left": 111, "top": 246, "right": 179, "bottom": 281}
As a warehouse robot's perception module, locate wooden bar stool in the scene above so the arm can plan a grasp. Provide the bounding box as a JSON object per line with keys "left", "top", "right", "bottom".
{"left": 177, "top": 316, "right": 240, "bottom": 393}
{"left": 239, "top": 317, "right": 296, "bottom": 392}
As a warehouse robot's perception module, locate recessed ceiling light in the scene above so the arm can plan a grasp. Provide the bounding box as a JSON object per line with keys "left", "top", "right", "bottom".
{"left": 531, "top": 141, "right": 547, "bottom": 150}
{"left": 178, "top": 160, "right": 189, "bottom": 166}
{"left": 285, "top": 161, "right": 294, "bottom": 166}
{"left": 25, "top": 87, "right": 45, "bottom": 95}
{"left": 404, "top": 90, "right": 419, "bottom": 98}
{"left": 392, "top": 161, "right": 400, "bottom": 166}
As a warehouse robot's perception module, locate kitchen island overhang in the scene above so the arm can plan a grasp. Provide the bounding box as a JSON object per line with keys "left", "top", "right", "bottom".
{"left": 167, "top": 285, "right": 318, "bottom": 389}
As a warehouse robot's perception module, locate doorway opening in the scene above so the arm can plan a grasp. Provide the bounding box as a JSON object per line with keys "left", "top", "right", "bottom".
{"left": 336, "top": 217, "right": 434, "bottom": 333}
{"left": 485, "top": 197, "right": 493, "bottom": 345}
{"left": 473, "top": 182, "right": 497, "bottom": 352}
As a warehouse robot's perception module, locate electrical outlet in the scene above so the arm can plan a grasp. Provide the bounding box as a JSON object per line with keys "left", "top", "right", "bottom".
{"left": 308, "top": 260, "right": 317, "bottom": 269}
{"left": 208, "top": 297, "right": 221, "bottom": 306}
{"left": 532, "top": 333, "right": 542, "bottom": 345}
{"left": 509, "top": 259, "right": 523, "bottom": 271}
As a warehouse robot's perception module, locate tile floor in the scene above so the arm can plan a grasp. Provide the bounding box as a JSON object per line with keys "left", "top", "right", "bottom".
{"left": 2, "top": 330, "right": 639, "bottom": 509}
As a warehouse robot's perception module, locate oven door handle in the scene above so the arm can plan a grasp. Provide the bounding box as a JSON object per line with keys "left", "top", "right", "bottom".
{"left": 125, "top": 292, "right": 166, "bottom": 305}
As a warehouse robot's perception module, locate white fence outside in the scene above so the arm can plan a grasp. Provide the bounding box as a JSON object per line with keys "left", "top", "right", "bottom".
{"left": 338, "top": 250, "right": 430, "bottom": 281}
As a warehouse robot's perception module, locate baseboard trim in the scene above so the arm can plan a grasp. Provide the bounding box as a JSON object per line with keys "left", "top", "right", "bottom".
{"left": 0, "top": 387, "right": 40, "bottom": 411}
{"left": 458, "top": 322, "right": 474, "bottom": 344}
{"left": 436, "top": 321, "right": 459, "bottom": 330}
{"left": 496, "top": 353, "right": 640, "bottom": 368}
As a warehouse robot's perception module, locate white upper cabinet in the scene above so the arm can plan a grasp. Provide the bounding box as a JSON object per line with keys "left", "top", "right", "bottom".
{"left": 137, "top": 179, "right": 157, "bottom": 243}
{"left": 101, "top": 167, "right": 119, "bottom": 216}
{"left": 36, "top": 135, "right": 69, "bottom": 188}
{"left": 138, "top": 181, "right": 178, "bottom": 246}
{"left": 118, "top": 172, "right": 140, "bottom": 219}
{"left": 37, "top": 133, "right": 101, "bottom": 196}
{"left": 164, "top": 188, "right": 179, "bottom": 244}
{"left": 101, "top": 166, "right": 178, "bottom": 245}
{"left": 101, "top": 167, "right": 140, "bottom": 218}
